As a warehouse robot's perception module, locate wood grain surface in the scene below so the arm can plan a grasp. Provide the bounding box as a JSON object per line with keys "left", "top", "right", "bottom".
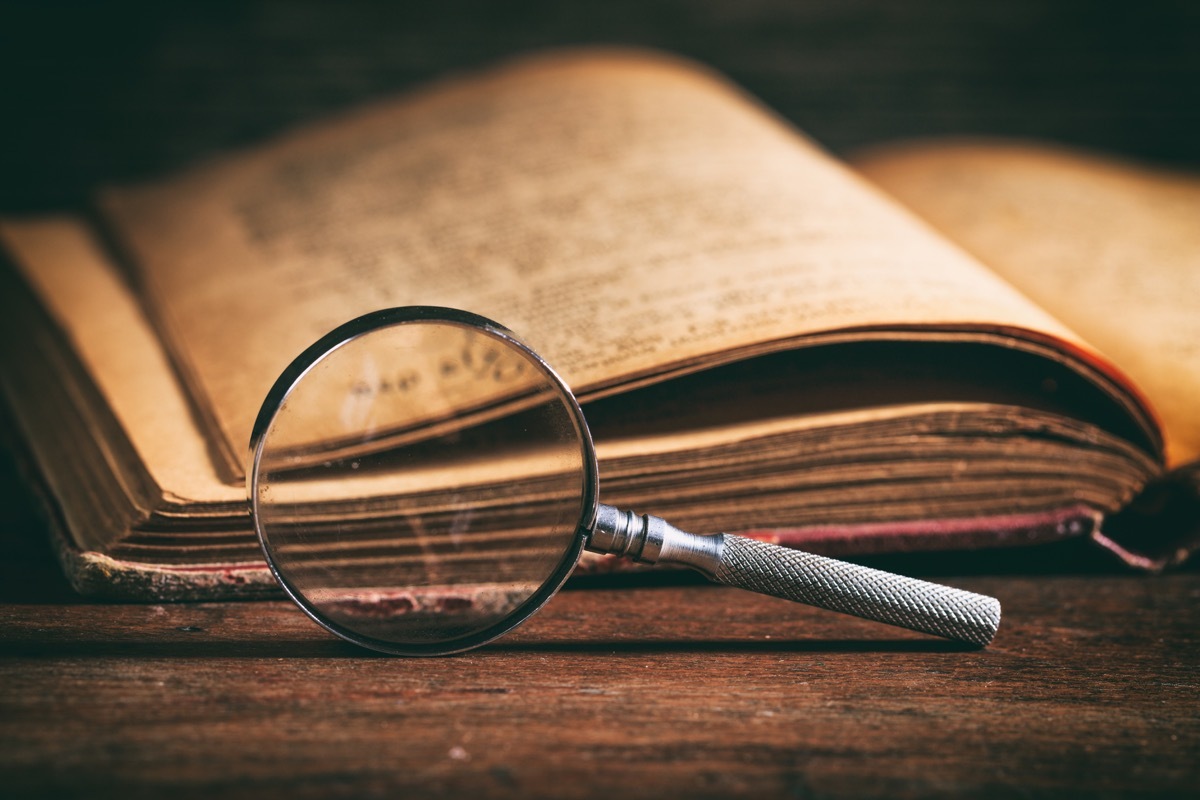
{"left": 2, "top": 573, "right": 1197, "bottom": 798}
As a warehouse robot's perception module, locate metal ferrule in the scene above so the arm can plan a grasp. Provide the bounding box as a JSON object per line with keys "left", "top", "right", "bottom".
{"left": 587, "top": 504, "right": 724, "bottom": 578}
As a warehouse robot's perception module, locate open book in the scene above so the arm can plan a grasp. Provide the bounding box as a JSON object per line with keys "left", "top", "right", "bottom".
{"left": 2, "top": 49, "right": 1197, "bottom": 599}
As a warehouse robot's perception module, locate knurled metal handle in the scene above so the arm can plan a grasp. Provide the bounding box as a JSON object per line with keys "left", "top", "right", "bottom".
{"left": 588, "top": 505, "right": 1001, "bottom": 646}
{"left": 715, "top": 535, "right": 1000, "bottom": 646}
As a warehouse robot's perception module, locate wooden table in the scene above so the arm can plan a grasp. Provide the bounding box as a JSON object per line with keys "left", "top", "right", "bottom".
{"left": 2, "top": 561, "right": 1198, "bottom": 798}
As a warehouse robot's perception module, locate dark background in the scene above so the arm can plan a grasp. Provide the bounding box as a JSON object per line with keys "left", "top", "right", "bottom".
{"left": 2, "top": 0, "right": 1198, "bottom": 212}
{"left": 1, "top": 0, "right": 1197, "bottom": 587}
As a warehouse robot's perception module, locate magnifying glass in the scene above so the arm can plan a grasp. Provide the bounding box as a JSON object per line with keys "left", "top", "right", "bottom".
{"left": 249, "top": 306, "right": 1001, "bottom": 655}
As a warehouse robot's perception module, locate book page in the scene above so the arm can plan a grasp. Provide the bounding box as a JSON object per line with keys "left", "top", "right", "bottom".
{"left": 0, "top": 217, "right": 240, "bottom": 506}
{"left": 855, "top": 141, "right": 1200, "bottom": 466}
{"left": 98, "top": 49, "right": 1112, "bottom": 476}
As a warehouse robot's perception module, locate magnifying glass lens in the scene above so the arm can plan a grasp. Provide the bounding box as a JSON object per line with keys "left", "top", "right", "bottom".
{"left": 251, "top": 312, "right": 593, "bottom": 655}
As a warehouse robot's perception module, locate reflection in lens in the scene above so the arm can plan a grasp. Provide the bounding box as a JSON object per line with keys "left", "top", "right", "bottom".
{"left": 251, "top": 312, "right": 591, "bottom": 653}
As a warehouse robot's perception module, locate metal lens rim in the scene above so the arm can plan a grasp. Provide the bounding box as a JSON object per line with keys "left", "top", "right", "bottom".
{"left": 247, "top": 306, "right": 599, "bottom": 656}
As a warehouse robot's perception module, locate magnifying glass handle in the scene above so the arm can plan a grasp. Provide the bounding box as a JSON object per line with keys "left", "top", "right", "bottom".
{"left": 589, "top": 505, "right": 1000, "bottom": 646}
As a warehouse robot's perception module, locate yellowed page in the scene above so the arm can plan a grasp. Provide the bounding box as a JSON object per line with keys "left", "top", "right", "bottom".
{"left": 0, "top": 217, "right": 241, "bottom": 505}
{"left": 100, "top": 49, "right": 1093, "bottom": 475}
{"left": 855, "top": 141, "right": 1200, "bottom": 466}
